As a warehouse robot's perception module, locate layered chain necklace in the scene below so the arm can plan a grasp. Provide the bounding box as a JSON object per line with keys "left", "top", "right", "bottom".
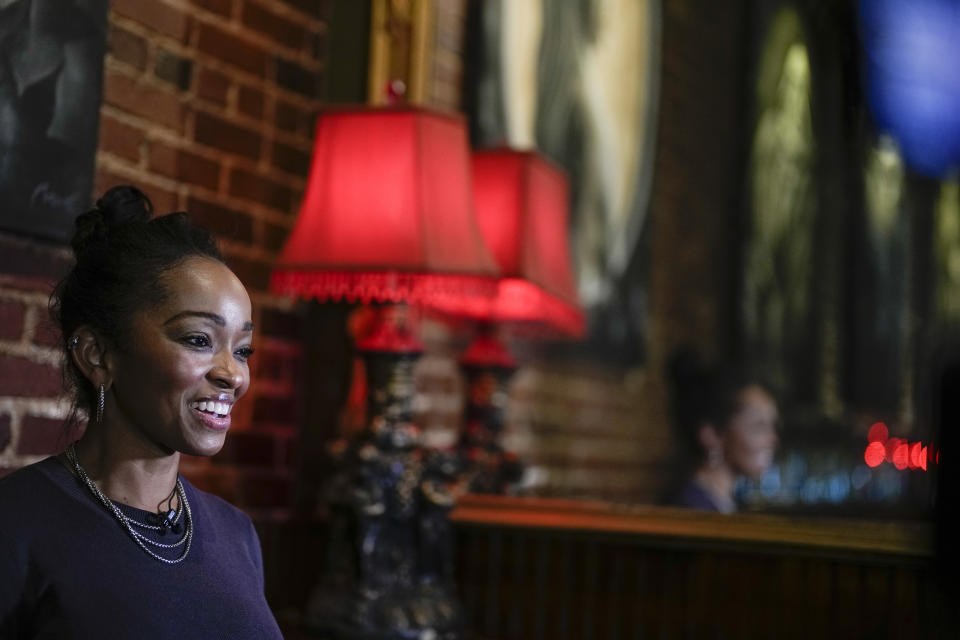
{"left": 65, "top": 444, "right": 194, "bottom": 564}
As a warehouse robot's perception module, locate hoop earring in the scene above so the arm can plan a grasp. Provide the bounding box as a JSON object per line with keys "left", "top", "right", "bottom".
{"left": 96, "top": 384, "right": 105, "bottom": 423}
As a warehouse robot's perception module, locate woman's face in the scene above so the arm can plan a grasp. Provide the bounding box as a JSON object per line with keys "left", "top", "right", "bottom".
{"left": 723, "top": 385, "right": 779, "bottom": 480}
{"left": 106, "top": 257, "right": 253, "bottom": 457}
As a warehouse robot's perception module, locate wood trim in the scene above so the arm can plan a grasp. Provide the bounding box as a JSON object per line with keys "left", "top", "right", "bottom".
{"left": 367, "top": 0, "right": 434, "bottom": 105}
{"left": 450, "top": 494, "right": 933, "bottom": 557}
{"left": 407, "top": 0, "right": 433, "bottom": 103}
{"left": 367, "top": 0, "right": 390, "bottom": 103}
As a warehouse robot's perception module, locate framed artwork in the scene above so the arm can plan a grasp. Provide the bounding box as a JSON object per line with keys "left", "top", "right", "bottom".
{"left": 0, "top": 0, "right": 109, "bottom": 242}
{"left": 463, "top": 0, "right": 662, "bottom": 363}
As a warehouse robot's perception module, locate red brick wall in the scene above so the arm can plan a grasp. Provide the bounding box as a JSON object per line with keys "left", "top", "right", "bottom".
{"left": 0, "top": 0, "right": 328, "bottom": 518}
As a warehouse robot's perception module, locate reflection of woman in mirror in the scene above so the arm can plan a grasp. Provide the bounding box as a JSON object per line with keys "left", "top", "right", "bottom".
{"left": 664, "top": 350, "right": 779, "bottom": 513}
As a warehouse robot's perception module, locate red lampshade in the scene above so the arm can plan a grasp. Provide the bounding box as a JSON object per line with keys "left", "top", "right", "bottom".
{"left": 271, "top": 107, "right": 499, "bottom": 316}
{"left": 470, "top": 149, "right": 585, "bottom": 337}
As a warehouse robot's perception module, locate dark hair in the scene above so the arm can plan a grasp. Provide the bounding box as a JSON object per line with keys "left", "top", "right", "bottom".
{"left": 666, "top": 348, "right": 772, "bottom": 462}
{"left": 50, "top": 185, "right": 224, "bottom": 419}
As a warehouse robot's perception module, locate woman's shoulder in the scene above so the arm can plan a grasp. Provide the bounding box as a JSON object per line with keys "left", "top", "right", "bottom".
{"left": 0, "top": 457, "right": 68, "bottom": 502}
{"left": 179, "top": 476, "right": 255, "bottom": 531}
{"left": 0, "top": 457, "right": 79, "bottom": 541}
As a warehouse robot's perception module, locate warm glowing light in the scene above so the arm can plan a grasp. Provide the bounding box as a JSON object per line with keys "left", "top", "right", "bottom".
{"left": 920, "top": 446, "right": 929, "bottom": 471}
{"left": 884, "top": 437, "right": 901, "bottom": 462}
{"left": 867, "top": 422, "right": 889, "bottom": 442}
{"left": 892, "top": 443, "right": 909, "bottom": 470}
{"left": 909, "top": 442, "right": 923, "bottom": 469}
{"left": 864, "top": 441, "right": 886, "bottom": 468}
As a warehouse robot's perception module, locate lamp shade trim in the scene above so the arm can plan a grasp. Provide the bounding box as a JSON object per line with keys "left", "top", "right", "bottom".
{"left": 271, "top": 270, "right": 498, "bottom": 317}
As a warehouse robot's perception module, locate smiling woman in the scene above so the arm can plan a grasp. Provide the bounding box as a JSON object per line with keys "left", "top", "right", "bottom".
{"left": 0, "top": 186, "right": 282, "bottom": 639}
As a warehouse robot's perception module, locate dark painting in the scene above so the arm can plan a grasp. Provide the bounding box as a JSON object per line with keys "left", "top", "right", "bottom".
{"left": 0, "top": 0, "right": 109, "bottom": 242}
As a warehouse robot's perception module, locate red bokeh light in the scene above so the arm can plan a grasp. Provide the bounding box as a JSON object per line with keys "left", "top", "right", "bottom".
{"left": 865, "top": 441, "right": 886, "bottom": 467}
{"left": 867, "top": 422, "right": 889, "bottom": 443}
{"left": 892, "top": 443, "right": 909, "bottom": 470}
{"left": 920, "top": 446, "right": 928, "bottom": 471}
{"left": 884, "top": 437, "right": 901, "bottom": 462}
{"left": 909, "top": 442, "right": 923, "bottom": 469}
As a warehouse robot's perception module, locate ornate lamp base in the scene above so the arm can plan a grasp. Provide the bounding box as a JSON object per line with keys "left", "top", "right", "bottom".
{"left": 304, "top": 306, "right": 465, "bottom": 640}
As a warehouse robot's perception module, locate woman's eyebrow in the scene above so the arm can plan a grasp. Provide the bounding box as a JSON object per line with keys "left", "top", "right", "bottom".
{"left": 163, "top": 312, "right": 255, "bottom": 332}
{"left": 164, "top": 311, "right": 225, "bottom": 326}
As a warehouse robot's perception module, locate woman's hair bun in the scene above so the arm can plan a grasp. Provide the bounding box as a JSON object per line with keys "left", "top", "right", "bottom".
{"left": 72, "top": 186, "right": 154, "bottom": 256}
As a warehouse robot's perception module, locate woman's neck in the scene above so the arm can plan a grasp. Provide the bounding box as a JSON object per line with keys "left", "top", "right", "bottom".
{"left": 692, "top": 463, "right": 737, "bottom": 513}
{"left": 65, "top": 425, "right": 181, "bottom": 512}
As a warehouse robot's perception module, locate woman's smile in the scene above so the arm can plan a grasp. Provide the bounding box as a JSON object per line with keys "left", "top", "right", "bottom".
{"left": 189, "top": 395, "right": 235, "bottom": 430}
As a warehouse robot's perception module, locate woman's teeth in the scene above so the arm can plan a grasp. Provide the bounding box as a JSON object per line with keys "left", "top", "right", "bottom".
{"left": 190, "top": 400, "right": 232, "bottom": 417}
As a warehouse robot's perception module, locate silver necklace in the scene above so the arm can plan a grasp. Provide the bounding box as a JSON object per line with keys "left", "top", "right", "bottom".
{"left": 65, "top": 444, "right": 194, "bottom": 564}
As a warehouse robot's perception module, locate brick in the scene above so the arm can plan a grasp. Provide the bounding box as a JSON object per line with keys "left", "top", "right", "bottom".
{"left": 16, "top": 415, "right": 70, "bottom": 456}
{"left": 194, "top": 111, "right": 261, "bottom": 160}
{"left": 108, "top": 24, "right": 148, "bottom": 70}
{"left": 226, "top": 255, "right": 271, "bottom": 291}
{"left": 154, "top": 48, "right": 193, "bottom": 90}
{"left": 195, "top": 67, "right": 231, "bottom": 105}
{"left": 274, "top": 99, "right": 304, "bottom": 134}
{"left": 262, "top": 221, "right": 289, "bottom": 252}
{"left": 237, "top": 85, "right": 264, "bottom": 119}
{"left": 149, "top": 142, "right": 221, "bottom": 191}
{"left": 0, "top": 355, "right": 62, "bottom": 397}
{"left": 213, "top": 432, "right": 278, "bottom": 467}
{"left": 273, "top": 57, "right": 321, "bottom": 98}
{"left": 242, "top": 2, "right": 307, "bottom": 48}
{"left": 259, "top": 307, "right": 301, "bottom": 340}
{"left": 188, "top": 0, "right": 233, "bottom": 17}
{"left": 252, "top": 395, "right": 297, "bottom": 425}
{"left": 98, "top": 113, "right": 143, "bottom": 163}
{"left": 0, "top": 414, "right": 10, "bottom": 452}
{"left": 254, "top": 347, "right": 298, "bottom": 383}
{"left": 103, "top": 70, "right": 184, "bottom": 132}
{"left": 112, "top": 0, "right": 192, "bottom": 43}
{"left": 228, "top": 168, "right": 294, "bottom": 212}
{"left": 0, "top": 299, "right": 26, "bottom": 340}
{"left": 277, "top": 0, "right": 328, "bottom": 19}
{"left": 197, "top": 23, "right": 269, "bottom": 76}
{"left": 308, "top": 30, "right": 327, "bottom": 61}
{"left": 270, "top": 141, "right": 311, "bottom": 177}
{"left": 31, "top": 316, "right": 61, "bottom": 349}
{"left": 186, "top": 197, "right": 254, "bottom": 244}
{"left": 0, "top": 236, "right": 71, "bottom": 282}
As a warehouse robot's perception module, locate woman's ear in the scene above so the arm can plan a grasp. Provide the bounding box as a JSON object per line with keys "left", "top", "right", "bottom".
{"left": 68, "top": 327, "right": 113, "bottom": 387}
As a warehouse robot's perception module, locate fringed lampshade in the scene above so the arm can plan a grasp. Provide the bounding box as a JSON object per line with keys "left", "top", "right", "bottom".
{"left": 271, "top": 107, "right": 499, "bottom": 320}
{"left": 469, "top": 149, "right": 585, "bottom": 338}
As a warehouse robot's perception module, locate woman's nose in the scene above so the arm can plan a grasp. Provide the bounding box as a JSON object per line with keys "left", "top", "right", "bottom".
{"left": 209, "top": 351, "right": 245, "bottom": 389}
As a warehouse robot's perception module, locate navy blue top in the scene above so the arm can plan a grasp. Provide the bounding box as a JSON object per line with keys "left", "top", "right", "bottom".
{"left": 0, "top": 457, "right": 283, "bottom": 639}
{"left": 670, "top": 479, "right": 736, "bottom": 513}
